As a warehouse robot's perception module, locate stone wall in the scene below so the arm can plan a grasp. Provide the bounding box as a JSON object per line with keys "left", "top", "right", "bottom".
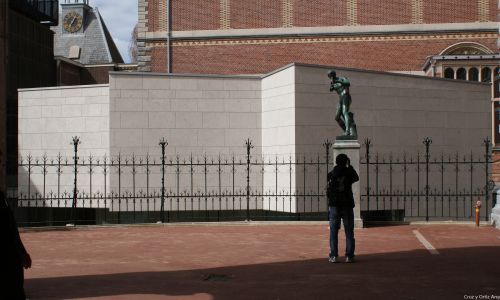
{"left": 18, "top": 85, "right": 110, "bottom": 204}
{"left": 16, "top": 64, "right": 492, "bottom": 214}
{"left": 293, "top": 64, "right": 491, "bottom": 214}
{"left": 261, "top": 65, "right": 296, "bottom": 211}
{"left": 294, "top": 64, "right": 491, "bottom": 155}
{"left": 108, "top": 72, "right": 263, "bottom": 211}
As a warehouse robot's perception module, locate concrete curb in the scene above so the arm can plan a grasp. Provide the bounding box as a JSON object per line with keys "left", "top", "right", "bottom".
{"left": 19, "top": 221, "right": 331, "bottom": 232}
{"left": 19, "top": 220, "right": 496, "bottom": 232}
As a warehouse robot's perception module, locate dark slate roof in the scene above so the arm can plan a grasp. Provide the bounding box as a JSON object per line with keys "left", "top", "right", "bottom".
{"left": 53, "top": 8, "right": 124, "bottom": 65}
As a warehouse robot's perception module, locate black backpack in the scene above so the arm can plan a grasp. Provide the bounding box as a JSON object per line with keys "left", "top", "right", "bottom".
{"left": 327, "top": 173, "right": 348, "bottom": 204}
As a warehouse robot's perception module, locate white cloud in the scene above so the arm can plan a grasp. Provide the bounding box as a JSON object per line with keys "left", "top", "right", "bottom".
{"left": 91, "top": 0, "right": 137, "bottom": 63}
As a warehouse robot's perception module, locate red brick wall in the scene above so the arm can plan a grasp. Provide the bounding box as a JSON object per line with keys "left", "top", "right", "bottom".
{"left": 491, "top": 0, "right": 498, "bottom": 21}
{"left": 146, "top": 0, "right": 158, "bottom": 31}
{"left": 160, "top": 0, "right": 498, "bottom": 31}
{"left": 358, "top": 0, "right": 412, "bottom": 25}
{"left": 230, "top": 0, "right": 282, "bottom": 29}
{"left": 423, "top": 0, "right": 480, "bottom": 23}
{"left": 151, "top": 46, "right": 167, "bottom": 72}
{"left": 293, "top": 0, "right": 347, "bottom": 27}
{"left": 150, "top": 35, "right": 497, "bottom": 74}
{"left": 171, "top": 0, "right": 219, "bottom": 31}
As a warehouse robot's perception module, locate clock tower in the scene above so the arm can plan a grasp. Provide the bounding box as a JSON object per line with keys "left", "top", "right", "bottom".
{"left": 61, "top": 0, "right": 90, "bottom": 34}
{"left": 53, "top": 0, "right": 124, "bottom": 75}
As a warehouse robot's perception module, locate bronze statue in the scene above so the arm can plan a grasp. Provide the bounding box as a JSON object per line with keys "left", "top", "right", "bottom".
{"left": 328, "top": 70, "right": 358, "bottom": 139}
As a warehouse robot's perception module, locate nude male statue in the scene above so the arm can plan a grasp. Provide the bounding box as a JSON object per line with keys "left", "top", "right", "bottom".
{"left": 328, "top": 70, "right": 358, "bottom": 139}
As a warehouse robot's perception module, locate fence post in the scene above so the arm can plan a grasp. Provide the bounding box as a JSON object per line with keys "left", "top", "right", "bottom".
{"left": 103, "top": 155, "right": 107, "bottom": 223}
{"left": 423, "top": 137, "right": 432, "bottom": 222}
{"left": 484, "top": 137, "right": 491, "bottom": 221}
{"left": 70, "top": 136, "right": 80, "bottom": 225}
{"left": 218, "top": 155, "right": 221, "bottom": 222}
{"left": 89, "top": 155, "right": 93, "bottom": 210}
{"left": 27, "top": 154, "right": 32, "bottom": 202}
{"left": 159, "top": 138, "right": 168, "bottom": 223}
{"left": 57, "top": 153, "right": 62, "bottom": 208}
{"left": 323, "top": 140, "right": 332, "bottom": 220}
{"left": 118, "top": 153, "right": 122, "bottom": 223}
{"left": 42, "top": 154, "right": 47, "bottom": 206}
{"left": 245, "top": 139, "right": 253, "bottom": 221}
{"left": 364, "top": 139, "right": 371, "bottom": 211}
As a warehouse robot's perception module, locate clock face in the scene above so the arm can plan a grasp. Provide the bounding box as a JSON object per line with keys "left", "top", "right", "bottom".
{"left": 63, "top": 11, "right": 83, "bottom": 33}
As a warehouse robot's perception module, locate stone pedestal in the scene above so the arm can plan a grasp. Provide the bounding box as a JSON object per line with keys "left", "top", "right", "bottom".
{"left": 491, "top": 187, "right": 500, "bottom": 229}
{"left": 333, "top": 139, "right": 363, "bottom": 228}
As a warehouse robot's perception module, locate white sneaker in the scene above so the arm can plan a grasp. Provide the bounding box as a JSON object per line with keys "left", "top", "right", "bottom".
{"left": 328, "top": 256, "right": 337, "bottom": 263}
{"left": 345, "top": 257, "right": 354, "bottom": 263}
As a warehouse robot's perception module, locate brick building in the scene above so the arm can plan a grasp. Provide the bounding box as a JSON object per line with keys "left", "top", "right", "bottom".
{"left": 1, "top": 0, "right": 58, "bottom": 194}
{"left": 137, "top": 0, "right": 499, "bottom": 75}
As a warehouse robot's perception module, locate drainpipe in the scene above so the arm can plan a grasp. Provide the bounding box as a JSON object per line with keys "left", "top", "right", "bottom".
{"left": 166, "top": 0, "right": 171, "bottom": 73}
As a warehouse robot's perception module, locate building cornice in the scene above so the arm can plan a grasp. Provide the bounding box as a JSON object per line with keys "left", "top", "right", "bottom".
{"left": 138, "top": 22, "right": 500, "bottom": 41}
{"left": 422, "top": 54, "right": 500, "bottom": 70}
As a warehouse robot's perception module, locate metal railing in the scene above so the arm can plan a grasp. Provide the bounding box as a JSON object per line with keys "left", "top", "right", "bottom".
{"left": 10, "top": 137, "right": 494, "bottom": 226}
{"left": 361, "top": 137, "right": 493, "bottom": 222}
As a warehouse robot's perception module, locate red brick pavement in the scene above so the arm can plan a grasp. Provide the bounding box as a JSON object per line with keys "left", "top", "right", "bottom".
{"left": 20, "top": 223, "right": 500, "bottom": 300}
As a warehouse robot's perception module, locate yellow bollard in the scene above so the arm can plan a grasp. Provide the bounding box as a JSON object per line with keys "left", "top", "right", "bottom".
{"left": 475, "top": 200, "right": 481, "bottom": 227}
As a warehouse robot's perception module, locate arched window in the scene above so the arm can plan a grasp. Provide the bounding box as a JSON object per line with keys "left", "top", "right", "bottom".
{"left": 439, "top": 42, "right": 494, "bottom": 55}
{"left": 456, "top": 68, "right": 466, "bottom": 80}
{"left": 482, "top": 67, "right": 491, "bottom": 83}
{"left": 468, "top": 68, "right": 479, "bottom": 82}
{"left": 444, "top": 68, "right": 454, "bottom": 79}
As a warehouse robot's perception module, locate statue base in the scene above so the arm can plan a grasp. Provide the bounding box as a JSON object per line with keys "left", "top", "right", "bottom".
{"left": 336, "top": 135, "right": 358, "bottom": 141}
{"left": 333, "top": 139, "right": 363, "bottom": 228}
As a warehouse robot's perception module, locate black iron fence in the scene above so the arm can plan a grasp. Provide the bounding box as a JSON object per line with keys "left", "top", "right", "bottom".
{"left": 10, "top": 137, "right": 494, "bottom": 226}
{"left": 12, "top": 137, "right": 332, "bottom": 226}
{"left": 361, "top": 137, "right": 494, "bottom": 222}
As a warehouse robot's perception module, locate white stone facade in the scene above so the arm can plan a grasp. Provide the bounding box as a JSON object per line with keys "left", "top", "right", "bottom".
{"left": 18, "top": 64, "right": 492, "bottom": 212}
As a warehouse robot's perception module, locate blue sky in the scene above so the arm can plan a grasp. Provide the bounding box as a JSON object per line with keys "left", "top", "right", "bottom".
{"left": 92, "top": 0, "right": 137, "bottom": 63}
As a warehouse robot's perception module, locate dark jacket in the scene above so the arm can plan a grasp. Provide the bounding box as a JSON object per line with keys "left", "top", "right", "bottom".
{"left": 0, "top": 195, "right": 28, "bottom": 300}
{"left": 1, "top": 198, "right": 27, "bottom": 262}
{"left": 327, "top": 165, "right": 359, "bottom": 208}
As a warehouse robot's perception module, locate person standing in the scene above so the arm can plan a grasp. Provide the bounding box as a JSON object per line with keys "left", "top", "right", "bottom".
{"left": 0, "top": 192, "right": 32, "bottom": 299}
{"left": 327, "top": 153, "right": 359, "bottom": 263}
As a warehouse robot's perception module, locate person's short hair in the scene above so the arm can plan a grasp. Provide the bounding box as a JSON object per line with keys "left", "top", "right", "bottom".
{"left": 335, "top": 154, "right": 349, "bottom": 166}
{"left": 328, "top": 70, "right": 336, "bottom": 79}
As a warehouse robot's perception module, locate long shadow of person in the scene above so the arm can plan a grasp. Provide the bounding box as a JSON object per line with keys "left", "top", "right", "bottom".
{"left": 0, "top": 191, "right": 32, "bottom": 300}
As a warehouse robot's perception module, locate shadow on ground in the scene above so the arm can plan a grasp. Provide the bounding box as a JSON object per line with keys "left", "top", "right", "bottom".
{"left": 26, "top": 246, "right": 500, "bottom": 300}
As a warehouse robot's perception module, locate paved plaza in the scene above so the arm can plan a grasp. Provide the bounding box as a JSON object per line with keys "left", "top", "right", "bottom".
{"left": 21, "top": 223, "right": 500, "bottom": 300}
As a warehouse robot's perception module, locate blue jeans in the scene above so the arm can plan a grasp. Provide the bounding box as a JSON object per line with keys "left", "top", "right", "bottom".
{"left": 329, "top": 206, "right": 355, "bottom": 258}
